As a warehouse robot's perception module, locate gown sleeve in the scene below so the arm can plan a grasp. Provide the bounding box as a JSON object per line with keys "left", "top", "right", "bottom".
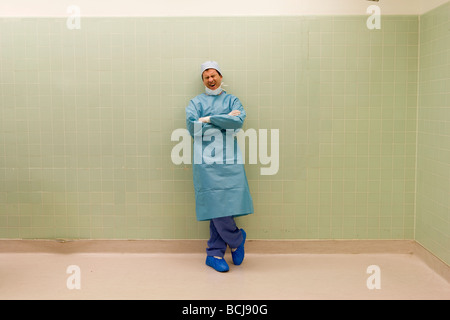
{"left": 209, "top": 96, "right": 246, "bottom": 130}
{"left": 186, "top": 99, "right": 215, "bottom": 137}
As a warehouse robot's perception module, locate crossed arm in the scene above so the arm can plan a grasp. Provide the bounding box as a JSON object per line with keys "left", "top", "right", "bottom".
{"left": 198, "top": 110, "right": 241, "bottom": 123}
{"left": 186, "top": 98, "right": 246, "bottom": 137}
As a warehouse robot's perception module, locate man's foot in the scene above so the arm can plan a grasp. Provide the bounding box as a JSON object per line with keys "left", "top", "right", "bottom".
{"left": 206, "top": 256, "right": 230, "bottom": 272}
{"left": 232, "top": 229, "right": 246, "bottom": 266}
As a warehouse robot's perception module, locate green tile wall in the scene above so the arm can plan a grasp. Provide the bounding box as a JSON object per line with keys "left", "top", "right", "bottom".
{"left": 416, "top": 2, "right": 450, "bottom": 265}
{"left": 0, "top": 15, "right": 419, "bottom": 241}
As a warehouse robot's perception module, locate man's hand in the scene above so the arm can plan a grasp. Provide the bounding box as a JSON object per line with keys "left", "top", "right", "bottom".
{"left": 198, "top": 116, "right": 211, "bottom": 123}
{"left": 228, "top": 110, "right": 241, "bottom": 116}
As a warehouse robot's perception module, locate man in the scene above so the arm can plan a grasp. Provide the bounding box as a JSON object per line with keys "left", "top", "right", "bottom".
{"left": 186, "top": 61, "right": 254, "bottom": 272}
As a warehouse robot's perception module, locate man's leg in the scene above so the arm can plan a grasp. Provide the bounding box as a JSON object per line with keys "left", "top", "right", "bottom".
{"left": 206, "top": 219, "right": 228, "bottom": 258}
{"left": 209, "top": 216, "right": 243, "bottom": 252}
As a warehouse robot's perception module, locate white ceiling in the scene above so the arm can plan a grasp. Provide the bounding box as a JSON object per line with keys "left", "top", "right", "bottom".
{"left": 0, "top": 0, "right": 448, "bottom": 17}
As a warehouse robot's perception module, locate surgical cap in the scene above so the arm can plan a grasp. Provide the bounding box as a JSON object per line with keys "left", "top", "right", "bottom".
{"left": 201, "top": 61, "right": 222, "bottom": 79}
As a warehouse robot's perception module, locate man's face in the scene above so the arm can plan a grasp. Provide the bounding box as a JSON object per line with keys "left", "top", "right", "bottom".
{"left": 202, "top": 69, "right": 222, "bottom": 90}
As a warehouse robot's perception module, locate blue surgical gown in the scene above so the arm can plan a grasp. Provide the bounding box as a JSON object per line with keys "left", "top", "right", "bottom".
{"left": 186, "top": 91, "right": 254, "bottom": 221}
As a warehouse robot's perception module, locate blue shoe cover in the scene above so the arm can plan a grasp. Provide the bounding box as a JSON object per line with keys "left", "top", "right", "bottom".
{"left": 232, "top": 229, "right": 246, "bottom": 266}
{"left": 206, "top": 256, "right": 229, "bottom": 272}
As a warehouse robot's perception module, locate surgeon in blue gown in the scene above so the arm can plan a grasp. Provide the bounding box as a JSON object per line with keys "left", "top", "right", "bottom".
{"left": 186, "top": 61, "right": 254, "bottom": 272}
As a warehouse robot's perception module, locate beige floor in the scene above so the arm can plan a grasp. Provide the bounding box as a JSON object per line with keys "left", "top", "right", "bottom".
{"left": 1, "top": 252, "right": 449, "bottom": 300}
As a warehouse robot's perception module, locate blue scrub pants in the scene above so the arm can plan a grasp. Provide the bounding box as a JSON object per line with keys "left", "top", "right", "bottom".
{"left": 207, "top": 216, "right": 243, "bottom": 258}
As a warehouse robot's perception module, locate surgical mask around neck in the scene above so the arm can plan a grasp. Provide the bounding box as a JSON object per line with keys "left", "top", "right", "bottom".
{"left": 205, "top": 85, "right": 223, "bottom": 96}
